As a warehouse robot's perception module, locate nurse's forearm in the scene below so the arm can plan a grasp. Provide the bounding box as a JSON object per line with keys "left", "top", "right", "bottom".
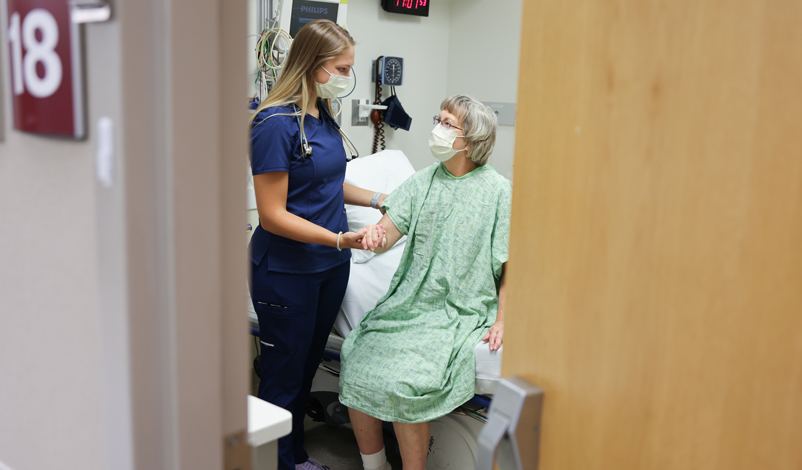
{"left": 343, "top": 182, "right": 387, "bottom": 208}
{"left": 255, "top": 171, "right": 366, "bottom": 249}
{"left": 261, "top": 208, "right": 341, "bottom": 247}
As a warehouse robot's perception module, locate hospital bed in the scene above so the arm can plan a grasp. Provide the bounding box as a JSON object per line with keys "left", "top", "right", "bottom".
{"left": 249, "top": 150, "right": 503, "bottom": 470}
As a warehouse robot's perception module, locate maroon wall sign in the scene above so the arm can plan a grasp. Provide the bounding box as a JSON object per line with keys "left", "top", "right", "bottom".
{"left": 5, "top": 0, "right": 84, "bottom": 138}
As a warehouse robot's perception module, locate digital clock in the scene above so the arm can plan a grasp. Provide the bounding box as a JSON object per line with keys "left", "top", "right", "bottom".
{"left": 381, "top": 0, "right": 430, "bottom": 17}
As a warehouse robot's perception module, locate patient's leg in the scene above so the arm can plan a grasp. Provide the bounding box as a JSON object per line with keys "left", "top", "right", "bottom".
{"left": 349, "top": 407, "right": 385, "bottom": 453}
{"left": 393, "top": 421, "right": 430, "bottom": 470}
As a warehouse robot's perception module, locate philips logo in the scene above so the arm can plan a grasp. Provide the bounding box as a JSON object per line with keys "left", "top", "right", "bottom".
{"left": 301, "top": 6, "right": 328, "bottom": 14}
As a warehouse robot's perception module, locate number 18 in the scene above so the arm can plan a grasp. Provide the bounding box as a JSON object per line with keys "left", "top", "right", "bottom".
{"left": 7, "top": 8, "right": 63, "bottom": 98}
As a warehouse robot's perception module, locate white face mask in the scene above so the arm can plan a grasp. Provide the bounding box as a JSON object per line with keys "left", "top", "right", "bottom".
{"left": 315, "top": 66, "right": 351, "bottom": 99}
{"left": 429, "top": 124, "right": 466, "bottom": 162}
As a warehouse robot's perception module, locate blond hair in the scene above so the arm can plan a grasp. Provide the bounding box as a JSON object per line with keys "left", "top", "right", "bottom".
{"left": 249, "top": 20, "right": 355, "bottom": 144}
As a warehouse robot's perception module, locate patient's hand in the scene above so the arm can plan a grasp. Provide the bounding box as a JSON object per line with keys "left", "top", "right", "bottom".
{"left": 340, "top": 227, "right": 381, "bottom": 251}
{"left": 361, "top": 224, "right": 387, "bottom": 251}
{"left": 483, "top": 321, "right": 504, "bottom": 351}
{"left": 344, "top": 225, "right": 386, "bottom": 251}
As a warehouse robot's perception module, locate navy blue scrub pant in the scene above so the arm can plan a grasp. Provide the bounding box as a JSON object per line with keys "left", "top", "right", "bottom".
{"left": 250, "top": 260, "right": 350, "bottom": 470}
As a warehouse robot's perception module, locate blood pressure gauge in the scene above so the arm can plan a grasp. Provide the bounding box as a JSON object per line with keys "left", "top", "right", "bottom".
{"left": 380, "top": 56, "right": 404, "bottom": 86}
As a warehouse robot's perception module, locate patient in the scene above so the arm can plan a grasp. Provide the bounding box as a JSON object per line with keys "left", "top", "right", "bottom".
{"left": 339, "top": 95, "right": 511, "bottom": 470}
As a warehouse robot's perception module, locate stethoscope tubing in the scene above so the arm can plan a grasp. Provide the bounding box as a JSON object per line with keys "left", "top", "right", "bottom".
{"left": 293, "top": 101, "right": 359, "bottom": 160}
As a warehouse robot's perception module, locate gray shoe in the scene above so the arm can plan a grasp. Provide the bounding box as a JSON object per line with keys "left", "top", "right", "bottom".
{"left": 295, "top": 457, "right": 331, "bottom": 470}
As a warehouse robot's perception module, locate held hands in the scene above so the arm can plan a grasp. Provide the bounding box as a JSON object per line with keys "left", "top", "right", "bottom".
{"left": 339, "top": 224, "right": 387, "bottom": 251}
{"left": 482, "top": 320, "right": 504, "bottom": 351}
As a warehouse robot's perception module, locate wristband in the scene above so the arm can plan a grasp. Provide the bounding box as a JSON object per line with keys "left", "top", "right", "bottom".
{"left": 336, "top": 231, "right": 343, "bottom": 251}
{"left": 370, "top": 191, "right": 382, "bottom": 209}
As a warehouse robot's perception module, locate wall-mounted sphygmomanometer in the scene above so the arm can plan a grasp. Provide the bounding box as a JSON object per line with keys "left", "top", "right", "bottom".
{"left": 371, "top": 55, "right": 412, "bottom": 154}
{"left": 372, "top": 56, "right": 404, "bottom": 86}
{"left": 379, "top": 57, "right": 404, "bottom": 86}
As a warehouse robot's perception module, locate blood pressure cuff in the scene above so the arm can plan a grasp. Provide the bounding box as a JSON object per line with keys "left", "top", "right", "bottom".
{"left": 381, "top": 95, "right": 412, "bottom": 131}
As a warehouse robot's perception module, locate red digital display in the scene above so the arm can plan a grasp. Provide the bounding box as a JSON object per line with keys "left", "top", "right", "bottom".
{"left": 381, "top": 0, "right": 429, "bottom": 17}
{"left": 5, "top": 0, "right": 85, "bottom": 138}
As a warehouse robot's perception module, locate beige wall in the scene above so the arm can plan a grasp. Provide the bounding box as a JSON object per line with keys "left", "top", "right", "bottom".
{"left": 0, "top": 6, "right": 120, "bottom": 470}
{"left": 0, "top": 1, "right": 249, "bottom": 469}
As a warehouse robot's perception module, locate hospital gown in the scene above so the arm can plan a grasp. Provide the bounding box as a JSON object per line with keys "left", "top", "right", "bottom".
{"left": 339, "top": 162, "right": 512, "bottom": 423}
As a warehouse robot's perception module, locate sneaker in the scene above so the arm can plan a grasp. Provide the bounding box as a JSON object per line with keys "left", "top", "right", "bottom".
{"left": 296, "top": 457, "right": 331, "bottom": 470}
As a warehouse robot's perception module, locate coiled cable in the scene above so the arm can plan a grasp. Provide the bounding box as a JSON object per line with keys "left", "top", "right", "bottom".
{"left": 255, "top": 26, "right": 292, "bottom": 100}
{"left": 372, "top": 57, "right": 386, "bottom": 154}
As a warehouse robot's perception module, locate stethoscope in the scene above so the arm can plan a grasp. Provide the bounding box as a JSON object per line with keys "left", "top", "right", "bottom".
{"left": 293, "top": 100, "right": 360, "bottom": 160}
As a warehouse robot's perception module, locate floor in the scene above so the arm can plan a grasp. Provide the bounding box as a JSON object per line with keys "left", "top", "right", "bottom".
{"left": 303, "top": 417, "right": 403, "bottom": 470}
{"left": 251, "top": 345, "right": 403, "bottom": 470}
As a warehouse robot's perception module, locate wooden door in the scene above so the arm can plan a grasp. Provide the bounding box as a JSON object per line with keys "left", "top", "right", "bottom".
{"left": 503, "top": 0, "right": 802, "bottom": 469}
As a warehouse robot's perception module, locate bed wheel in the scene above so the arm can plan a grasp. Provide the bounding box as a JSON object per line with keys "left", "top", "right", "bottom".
{"left": 306, "top": 397, "right": 326, "bottom": 422}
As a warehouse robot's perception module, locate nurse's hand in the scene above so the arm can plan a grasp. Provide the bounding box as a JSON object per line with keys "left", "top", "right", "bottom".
{"left": 483, "top": 321, "right": 504, "bottom": 351}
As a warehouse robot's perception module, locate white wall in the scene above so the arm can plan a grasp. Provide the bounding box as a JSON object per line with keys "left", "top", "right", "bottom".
{"left": 338, "top": 1, "right": 452, "bottom": 171}
{"left": 340, "top": 0, "right": 522, "bottom": 178}
{"left": 342, "top": 0, "right": 523, "bottom": 176}
{"left": 446, "top": 0, "right": 522, "bottom": 180}
{"left": 247, "top": 1, "right": 522, "bottom": 177}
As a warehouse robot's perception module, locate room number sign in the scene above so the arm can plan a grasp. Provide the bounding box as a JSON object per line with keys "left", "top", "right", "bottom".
{"left": 4, "top": 0, "right": 85, "bottom": 138}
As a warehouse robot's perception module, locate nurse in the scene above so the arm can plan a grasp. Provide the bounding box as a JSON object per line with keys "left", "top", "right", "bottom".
{"left": 249, "top": 19, "right": 386, "bottom": 470}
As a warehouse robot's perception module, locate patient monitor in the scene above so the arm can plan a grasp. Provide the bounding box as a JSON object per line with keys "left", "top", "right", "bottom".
{"left": 274, "top": 0, "right": 348, "bottom": 37}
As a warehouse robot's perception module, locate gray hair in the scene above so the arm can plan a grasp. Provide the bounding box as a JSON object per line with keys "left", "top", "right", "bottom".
{"left": 440, "top": 94, "right": 498, "bottom": 166}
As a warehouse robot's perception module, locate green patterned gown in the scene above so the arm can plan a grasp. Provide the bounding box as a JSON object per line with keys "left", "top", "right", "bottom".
{"left": 339, "top": 162, "right": 512, "bottom": 423}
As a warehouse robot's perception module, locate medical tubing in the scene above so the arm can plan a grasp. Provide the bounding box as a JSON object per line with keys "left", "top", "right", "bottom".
{"left": 372, "top": 58, "right": 386, "bottom": 154}
{"left": 256, "top": 27, "right": 292, "bottom": 86}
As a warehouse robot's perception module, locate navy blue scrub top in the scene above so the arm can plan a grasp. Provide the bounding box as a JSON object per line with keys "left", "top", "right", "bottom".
{"left": 249, "top": 103, "right": 350, "bottom": 274}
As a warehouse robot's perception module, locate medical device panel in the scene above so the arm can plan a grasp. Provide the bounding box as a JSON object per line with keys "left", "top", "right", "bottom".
{"left": 276, "top": 0, "right": 348, "bottom": 37}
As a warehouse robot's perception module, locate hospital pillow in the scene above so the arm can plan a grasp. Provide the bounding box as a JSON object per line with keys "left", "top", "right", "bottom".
{"left": 334, "top": 150, "right": 415, "bottom": 337}
{"left": 344, "top": 150, "right": 416, "bottom": 264}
